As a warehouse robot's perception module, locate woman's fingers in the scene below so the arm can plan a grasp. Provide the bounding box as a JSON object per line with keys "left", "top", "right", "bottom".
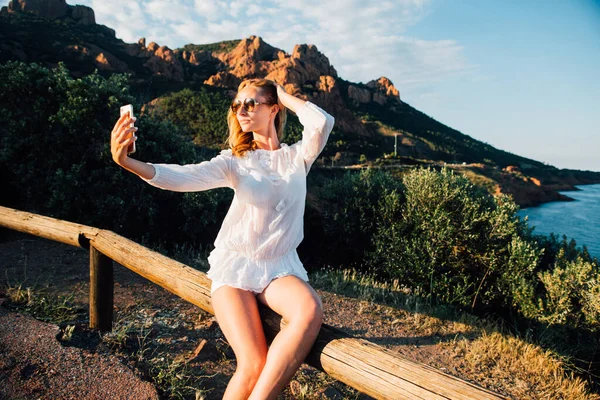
{"left": 112, "top": 113, "right": 129, "bottom": 134}
{"left": 117, "top": 126, "right": 138, "bottom": 145}
{"left": 112, "top": 115, "right": 136, "bottom": 136}
{"left": 113, "top": 119, "right": 137, "bottom": 141}
{"left": 110, "top": 113, "right": 137, "bottom": 164}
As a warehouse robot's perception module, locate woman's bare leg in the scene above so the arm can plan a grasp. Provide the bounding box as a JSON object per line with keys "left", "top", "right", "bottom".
{"left": 211, "top": 285, "right": 269, "bottom": 399}
{"left": 248, "top": 276, "right": 323, "bottom": 400}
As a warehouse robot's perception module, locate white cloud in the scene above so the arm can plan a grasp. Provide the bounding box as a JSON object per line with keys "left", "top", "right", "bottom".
{"left": 75, "top": 0, "right": 150, "bottom": 41}
{"left": 146, "top": 0, "right": 192, "bottom": 22}
{"left": 194, "top": 0, "right": 224, "bottom": 20}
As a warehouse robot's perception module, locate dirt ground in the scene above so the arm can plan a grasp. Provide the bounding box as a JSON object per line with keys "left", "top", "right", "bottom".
{"left": 0, "top": 229, "right": 504, "bottom": 399}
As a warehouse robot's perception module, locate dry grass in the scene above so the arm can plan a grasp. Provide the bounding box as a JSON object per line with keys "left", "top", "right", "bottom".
{"left": 450, "top": 331, "right": 596, "bottom": 400}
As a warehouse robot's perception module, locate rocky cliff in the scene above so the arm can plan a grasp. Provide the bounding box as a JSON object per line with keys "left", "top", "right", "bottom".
{"left": 2, "top": 0, "right": 95, "bottom": 25}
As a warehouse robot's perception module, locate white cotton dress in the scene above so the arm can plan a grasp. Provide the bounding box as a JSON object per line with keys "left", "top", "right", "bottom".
{"left": 140, "top": 101, "right": 335, "bottom": 295}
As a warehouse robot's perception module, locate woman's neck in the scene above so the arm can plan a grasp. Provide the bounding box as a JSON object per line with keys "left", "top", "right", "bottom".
{"left": 253, "top": 127, "right": 280, "bottom": 150}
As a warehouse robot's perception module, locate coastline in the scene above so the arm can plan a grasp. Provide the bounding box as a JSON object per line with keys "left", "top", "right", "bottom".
{"left": 442, "top": 162, "right": 600, "bottom": 208}
{"left": 518, "top": 182, "right": 600, "bottom": 209}
{"left": 517, "top": 183, "right": 600, "bottom": 258}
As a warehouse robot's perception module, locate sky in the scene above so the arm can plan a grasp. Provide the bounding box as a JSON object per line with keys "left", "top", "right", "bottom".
{"left": 74, "top": 0, "right": 600, "bottom": 172}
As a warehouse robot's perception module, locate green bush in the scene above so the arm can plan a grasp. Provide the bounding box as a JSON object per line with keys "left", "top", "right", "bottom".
{"left": 317, "top": 168, "right": 404, "bottom": 271}
{"left": 369, "top": 168, "right": 535, "bottom": 309}
{"left": 150, "top": 87, "right": 230, "bottom": 149}
{"left": 0, "top": 61, "right": 232, "bottom": 250}
{"left": 538, "top": 253, "right": 600, "bottom": 328}
{"left": 514, "top": 249, "right": 600, "bottom": 331}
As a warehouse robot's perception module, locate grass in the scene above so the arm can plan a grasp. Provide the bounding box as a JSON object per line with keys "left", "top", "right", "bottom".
{"left": 450, "top": 331, "right": 592, "bottom": 400}
{"left": 4, "top": 282, "right": 82, "bottom": 324}
{"left": 309, "top": 266, "right": 597, "bottom": 400}
{"left": 148, "top": 356, "right": 209, "bottom": 400}
{"left": 97, "top": 307, "right": 215, "bottom": 399}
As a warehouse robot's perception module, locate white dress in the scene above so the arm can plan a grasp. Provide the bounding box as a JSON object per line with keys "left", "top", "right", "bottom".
{"left": 141, "top": 101, "right": 335, "bottom": 294}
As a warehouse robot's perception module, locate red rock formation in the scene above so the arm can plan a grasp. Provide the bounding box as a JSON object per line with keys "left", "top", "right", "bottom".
{"left": 529, "top": 177, "right": 542, "bottom": 186}
{"left": 201, "top": 36, "right": 369, "bottom": 136}
{"left": 313, "top": 75, "right": 368, "bottom": 135}
{"left": 211, "top": 35, "right": 279, "bottom": 79}
{"left": 147, "top": 42, "right": 159, "bottom": 52}
{"left": 204, "top": 72, "right": 241, "bottom": 88}
{"left": 64, "top": 43, "right": 128, "bottom": 72}
{"left": 143, "top": 44, "right": 184, "bottom": 81}
{"left": 347, "top": 77, "right": 400, "bottom": 106}
{"left": 290, "top": 44, "right": 338, "bottom": 79}
{"left": 94, "top": 51, "right": 128, "bottom": 72}
{"left": 122, "top": 38, "right": 153, "bottom": 58}
{"left": 64, "top": 44, "right": 90, "bottom": 60}
{"left": 180, "top": 49, "right": 215, "bottom": 66}
{"left": 367, "top": 77, "right": 401, "bottom": 104}
{"left": 205, "top": 37, "right": 337, "bottom": 91}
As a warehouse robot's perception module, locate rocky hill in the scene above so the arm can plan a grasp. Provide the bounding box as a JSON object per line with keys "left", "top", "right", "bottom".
{"left": 1, "top": 0, "right": 599, "bottom": 206}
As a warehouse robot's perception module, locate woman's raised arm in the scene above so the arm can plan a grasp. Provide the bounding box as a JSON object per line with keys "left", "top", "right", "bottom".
{"left": 110, "top": 112, "right": 155, "bottom": 180}
{"left": 276, "top": 83, "right": 306, "bottom": 114}
{"left": 110, "top": 111, "right": 233, "bottom": 191}
{"left": 275, "top": 83, "right": 335, "bottom": 174}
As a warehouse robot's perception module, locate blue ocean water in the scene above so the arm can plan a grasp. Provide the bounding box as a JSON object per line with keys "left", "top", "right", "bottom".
{"left": 517, "top": 184, "right": 600, "bottom": 259}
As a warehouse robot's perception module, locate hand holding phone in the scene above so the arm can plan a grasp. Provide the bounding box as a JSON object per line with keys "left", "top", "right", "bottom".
{"left": 120, "top": 104, "right": 136, "bottom": 154}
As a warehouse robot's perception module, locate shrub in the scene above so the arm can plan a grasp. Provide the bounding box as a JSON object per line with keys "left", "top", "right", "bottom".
{"left": 317, "top": 168, "right": 404, "bottom": 272}
{"left": 368, "top": 168, "right": 536, "bottom": 309}
{"left": 150, "top": 87, "right": 230, "bottom": 149}
{"left": 518, "top": 250, "right": 600, "bottom": 331}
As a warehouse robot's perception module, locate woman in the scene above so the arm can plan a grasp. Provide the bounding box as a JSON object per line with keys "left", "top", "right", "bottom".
{"left": 110, "top": 78, "right": 335, "bottom": 399}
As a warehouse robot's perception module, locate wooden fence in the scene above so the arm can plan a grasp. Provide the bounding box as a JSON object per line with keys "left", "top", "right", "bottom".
{"left": 0, "top": 205, "right": 506, "bottom": 399}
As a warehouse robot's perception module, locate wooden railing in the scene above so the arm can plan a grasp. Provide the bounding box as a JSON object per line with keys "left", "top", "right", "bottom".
{"left": 0, "top": 205, "right": 506, "bottom": 399}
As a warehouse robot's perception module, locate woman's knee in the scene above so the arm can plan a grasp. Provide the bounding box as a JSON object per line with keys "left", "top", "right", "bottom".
{"left": 291, "top": 298, "right": 323, "bottom": 331}
{"left": 236, "top": 354, "right": 267, "bottom": 381}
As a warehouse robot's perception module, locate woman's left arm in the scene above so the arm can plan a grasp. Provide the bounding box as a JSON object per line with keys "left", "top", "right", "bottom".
{"left": 276, "top": 84, "right": 335, "bottom": 174}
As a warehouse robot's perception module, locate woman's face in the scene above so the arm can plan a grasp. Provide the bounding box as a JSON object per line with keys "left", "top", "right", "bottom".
{"left": 233, "top": 86, "right": 277, "bottom": 134}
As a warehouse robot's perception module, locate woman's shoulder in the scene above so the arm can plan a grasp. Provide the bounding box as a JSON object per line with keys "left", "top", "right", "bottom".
{"left": 219, "top": 148, "right": 233, "bottom": 157}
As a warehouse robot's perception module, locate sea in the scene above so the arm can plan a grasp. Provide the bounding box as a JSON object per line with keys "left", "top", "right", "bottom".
{"left": 517, "top": 183, "right": 600, "bottom": 259}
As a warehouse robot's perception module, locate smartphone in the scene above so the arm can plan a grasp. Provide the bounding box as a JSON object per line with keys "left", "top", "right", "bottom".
{"left": 120, "top": 104, "right": 136, "bottom": 154}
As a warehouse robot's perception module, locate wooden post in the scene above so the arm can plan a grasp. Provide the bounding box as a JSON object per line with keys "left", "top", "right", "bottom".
{"left": 89, "top": 244, "right": 113, "bottom": 331}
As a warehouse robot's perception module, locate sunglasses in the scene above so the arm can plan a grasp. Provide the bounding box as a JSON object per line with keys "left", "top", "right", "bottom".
{"left": 231, "top": 97, "right": 273, "bottom": 114}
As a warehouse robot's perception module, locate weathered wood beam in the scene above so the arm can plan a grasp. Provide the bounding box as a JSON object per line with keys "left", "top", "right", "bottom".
{"left": 0, "top": 205, "right": 99, "bottom": 248}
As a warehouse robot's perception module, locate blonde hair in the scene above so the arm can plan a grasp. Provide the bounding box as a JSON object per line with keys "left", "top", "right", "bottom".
{"left": 226, "top": 79, "right": 287, "bottom": 157}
